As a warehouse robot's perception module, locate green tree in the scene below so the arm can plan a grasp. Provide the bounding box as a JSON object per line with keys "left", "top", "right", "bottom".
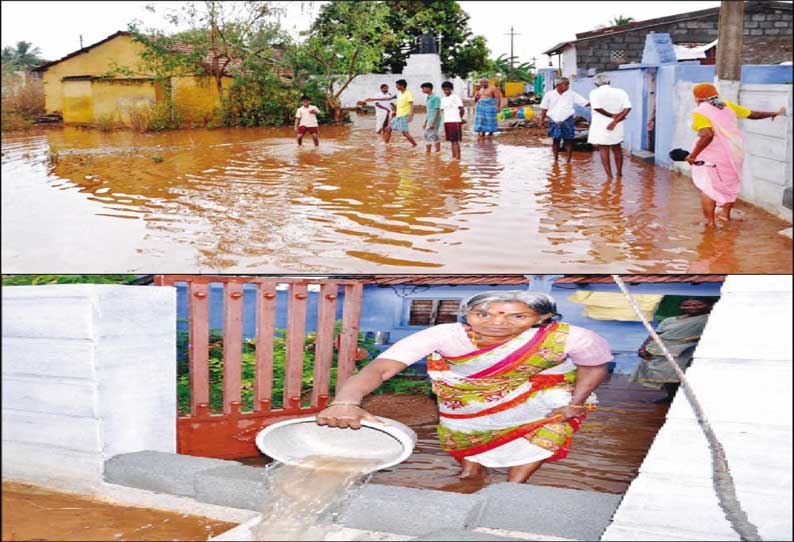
{"left": 597, "top": 15, "right": 635, "bottom": 29}
{"left": 472, "top": 54, "right": 535, "bottom": 84}
{"left": 379, "top": 1, "right": 489, "bottom": 79}
{"left": 1, "top": 41, "right": 46, "bottom": 70}
{"left": 300, "top": 1, "right": 396, "bottom": 123}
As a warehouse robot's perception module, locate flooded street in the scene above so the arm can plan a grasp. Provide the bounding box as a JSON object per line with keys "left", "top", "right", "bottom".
{"left": 239, "top": 374, "right": 669, "bottom": 496}
{"left": 2, "top": 113, "right": 791, "bottom": 273}
{"left": 1, "top": 481, "right": 237, "bottom": 541}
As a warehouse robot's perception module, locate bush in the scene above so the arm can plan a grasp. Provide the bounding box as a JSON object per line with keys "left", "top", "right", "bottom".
{"left": 176, "top": 324, "right": 433, "bottom": 415}
{"left": 95, "top": 113, "right": 119, "bottom": 132}
{"left": 1, "top": 71, "right": 44, "bottom": 130}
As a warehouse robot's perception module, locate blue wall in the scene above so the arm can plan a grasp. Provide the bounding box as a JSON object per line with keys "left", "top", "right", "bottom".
{"left": 571, "top": 67, "right": 650, "bottom": 152}
{"left": 654, "top": 64, "right": 715, "bottom": 167}
{"left": 741, "top": 64, "right": 794, "bottom": 85}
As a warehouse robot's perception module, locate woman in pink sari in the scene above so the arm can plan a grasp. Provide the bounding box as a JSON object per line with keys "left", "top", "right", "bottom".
{"left": 316, "top": 291, "right": 611, "bottom": 483}
{"left": 686, "top": 83, "right": 786, "bottom": 227}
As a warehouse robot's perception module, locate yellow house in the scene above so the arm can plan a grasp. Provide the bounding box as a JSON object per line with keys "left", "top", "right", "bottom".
{"left": 32, "top": 31, "right": 232, "bottom": 126}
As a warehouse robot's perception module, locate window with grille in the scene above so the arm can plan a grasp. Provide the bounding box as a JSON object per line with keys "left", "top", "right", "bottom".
{"left": 408, "top": 299, "right": 461, "bottom": 326}
{"left": 610, "top": 49, "right": 626, "bottom": 64}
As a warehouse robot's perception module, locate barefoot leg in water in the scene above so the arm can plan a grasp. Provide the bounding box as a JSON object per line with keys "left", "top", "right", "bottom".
{"left": 507, "top": 460, "right": 545, "bottom": 483}
{"left": 459, "top": 458, "right": 486, "bottom": 479}
{"left": 700, "top": 192, "right": 718, "bottom": 227}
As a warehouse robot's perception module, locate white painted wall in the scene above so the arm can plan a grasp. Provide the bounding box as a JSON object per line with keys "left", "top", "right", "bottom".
{"left": 1, "top": 284, "right": 177, "bottom": 492}
{"left": 602, "top": 275, "right": 793, "bottom": 541}
{"left": 561, "top": 46, "right": 578, "bottom": 79}
{"left": 669, "top": 82, "right": 793, "bottom": 221}
{"left": 333, "top": 53, "right": 468, "bottom": 108}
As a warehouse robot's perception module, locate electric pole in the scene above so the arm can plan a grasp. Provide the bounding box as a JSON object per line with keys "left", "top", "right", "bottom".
{"left": 79, "top": 34, "right": 83, "bottom": 49}
{"left": 505, "top": 26, "right": 521, "bottom": 75}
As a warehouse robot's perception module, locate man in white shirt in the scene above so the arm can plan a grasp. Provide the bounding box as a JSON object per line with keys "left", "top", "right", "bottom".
{"left": 365, "top": 83, "right": 396, "bottom": 142}
{"left": 440, "top": 80, "right": 465, "bottom": 160}
{"left": 539, "top": 77, "right": 589, "bottom": 163}
{"left": 588, "top": 74, "right": 632, "bottom": 179}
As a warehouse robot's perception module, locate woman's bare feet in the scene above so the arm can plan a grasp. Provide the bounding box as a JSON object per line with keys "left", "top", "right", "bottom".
{"left": 459, "top": 459, "right": 486, "bottom": 479}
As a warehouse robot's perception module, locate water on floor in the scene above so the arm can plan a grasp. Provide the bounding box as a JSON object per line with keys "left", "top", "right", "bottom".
{"left": 1, "top": 481, "right": 237, "bottom": 541}
{"left": 239, "top": 374, "right": 670, "bottom": 495}
{"left": 2, "top": 114, "right": 791, "bottom": 273}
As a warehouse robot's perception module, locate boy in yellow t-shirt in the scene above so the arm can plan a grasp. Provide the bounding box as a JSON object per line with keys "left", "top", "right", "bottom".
{"left": 385, "top": 79, "right": 417, "bottom": 147}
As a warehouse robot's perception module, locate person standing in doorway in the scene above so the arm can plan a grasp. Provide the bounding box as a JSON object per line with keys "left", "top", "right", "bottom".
{"left": 539, "top": 78, "right": 589, "bottom": 163}
{"left": 588, "top": 74, "right": 632, "bottom": 179}
{"left": 631, "top": 298, "right": 714, "bottom": 403}
{"left": 421, "top": 82, "right": 442, "bottom": 154}
{"left": 294, "top": 95, "right": 321, "bottom": 147}
{"left": 386, "top": 79, "right": 417, "bottom": 147}
{"left": 365, "top": 83, "right": 396, "bottom": 142}
{"left": 440, "top": 81, "right": 465, "bottom": 160}
{"left": 473, "top": 78, "right": 502, "bottom": 138}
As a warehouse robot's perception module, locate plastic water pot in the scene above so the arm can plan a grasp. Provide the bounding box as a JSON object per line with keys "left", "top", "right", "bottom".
{"left": 255, "top": 416, "right": 418, "bottom": 473}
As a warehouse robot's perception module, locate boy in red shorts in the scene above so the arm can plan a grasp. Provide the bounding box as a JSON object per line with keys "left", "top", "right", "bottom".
{"left": 295, "top": 95, "right": 321, "bottom": 146}
{"left": 440, "top": 81, "right": 465, "bottom": 160}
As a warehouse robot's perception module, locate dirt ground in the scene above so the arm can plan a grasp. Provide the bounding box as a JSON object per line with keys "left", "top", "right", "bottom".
{"left": 1, "top": 481, "right": 238, "bottom": 542}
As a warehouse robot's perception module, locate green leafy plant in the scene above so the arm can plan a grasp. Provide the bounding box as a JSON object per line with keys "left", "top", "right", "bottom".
{"left": 1, "top": 275, "right": 139, "bottom": 286}
{"left": 177, "top": 321, "right": 433, "bottom": 415}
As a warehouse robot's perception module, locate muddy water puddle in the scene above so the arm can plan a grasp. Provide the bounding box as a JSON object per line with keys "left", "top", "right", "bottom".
{"left": 1, "top": 481, "right": 237, "bottom": 541}
{"left": 240, "top": 375, "right": 669, "bottom": 495}
{"left": 2, "top": 115, "right": 791, "bottom": 272}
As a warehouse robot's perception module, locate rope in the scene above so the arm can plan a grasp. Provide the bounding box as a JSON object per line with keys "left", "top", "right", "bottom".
{"left": 611, "top": 275, "right": 762, "bottom": 542}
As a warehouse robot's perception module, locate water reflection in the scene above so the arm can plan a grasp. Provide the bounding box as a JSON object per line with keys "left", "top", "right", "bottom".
{"left": 2, "top": 116, "right": 791, "bottom": 272}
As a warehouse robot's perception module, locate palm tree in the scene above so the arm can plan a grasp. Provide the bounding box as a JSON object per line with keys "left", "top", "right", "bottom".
{"left": 1, "top": 41, "right": 46, "bottom": 70}
{"left": 596, "top": 15, "right": 635, "bottom": 29}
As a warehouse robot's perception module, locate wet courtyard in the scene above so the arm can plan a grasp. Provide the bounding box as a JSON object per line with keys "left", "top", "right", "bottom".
{"left": 2, "top": 113, "right": 791, "bottom": 273}
{"left": 239, "top": 374, "right": 669, "bottom": 496}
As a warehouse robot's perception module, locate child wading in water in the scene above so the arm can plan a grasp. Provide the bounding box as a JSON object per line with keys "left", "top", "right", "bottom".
{"left": 421, "top": 82, "right": 442, "bottom": 154}
{"left": 440, "top": 81, "right": 465, "bottom": 160}
{"left": 295, "top": 95, "right": 321, "bottom": 146}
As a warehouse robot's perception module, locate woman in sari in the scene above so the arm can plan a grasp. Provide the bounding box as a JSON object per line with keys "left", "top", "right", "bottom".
{"left": 686, "top": 83, "right": 786, "bottom": 227}
{"left": 631, "top": 298, "right": 714, "bottom": 403}
{"left": 316, "top": 291, "right": 612, "bottom": 483}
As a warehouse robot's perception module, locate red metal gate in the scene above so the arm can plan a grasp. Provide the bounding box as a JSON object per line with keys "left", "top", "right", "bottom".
{"left": 154, "top": 275, "right": 364, "bottom": 459}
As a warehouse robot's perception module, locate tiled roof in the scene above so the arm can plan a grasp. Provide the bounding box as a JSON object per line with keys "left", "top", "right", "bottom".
{"left": 554, "top": 275, "right": 726, "bottom": 284}
{"left": 355, "top": 275, "right": 531, "bottom": 286}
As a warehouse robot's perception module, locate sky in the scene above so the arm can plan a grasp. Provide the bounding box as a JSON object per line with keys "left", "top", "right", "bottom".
{"left": 2, "top": 0, "right": 724, "bottom": 67}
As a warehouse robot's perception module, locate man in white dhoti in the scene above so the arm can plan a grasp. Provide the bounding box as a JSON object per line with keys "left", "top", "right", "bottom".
{"left": 587, "top": 74, "right": 632, "bottom": 179}
{"left": 365, "top": 83, "right": 396, "bottom": 142}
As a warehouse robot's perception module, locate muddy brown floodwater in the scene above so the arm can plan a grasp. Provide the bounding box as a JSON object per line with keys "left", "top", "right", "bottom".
{"left": 1, "top": 481, "right": 237, "bottom": 541}
{"left": 2, "top": 113, "right": 791, "bottom": 273}
{"left": 239, "top": 374, "right": 670, "bottom": 495}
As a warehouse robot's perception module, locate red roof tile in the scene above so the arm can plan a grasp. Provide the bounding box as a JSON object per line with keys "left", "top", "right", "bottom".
{"left": 553, "top": 275, "right": 726, "bottom": 284}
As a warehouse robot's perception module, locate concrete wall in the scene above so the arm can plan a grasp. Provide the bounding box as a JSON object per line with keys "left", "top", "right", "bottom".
{"left": 573, "top": 2, "right": 793, "bottom": 73}
{"left": 561, "top": 46, "right": 578, "bottom": 79}
{"left": 664, "top": 77, "right": 793, "bottom": 220}
{"left": 336, "top": 74, "right": 467, "bottom": 109}
{"left": 92, "top": 78, "right": 157, "bottom": 125}
{"left": 602, "top": 275, "right": 793, "bottom": 541}
{"left": 42, "top": 34, "right": 147, "bottom": 114}
{"left": 1, "top": 284, "right": 177, "bottom": 492}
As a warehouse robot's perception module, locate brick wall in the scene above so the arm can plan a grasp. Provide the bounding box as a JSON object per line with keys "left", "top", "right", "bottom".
{"left": 575, "top": 5, "right": 792, "bottom": 72}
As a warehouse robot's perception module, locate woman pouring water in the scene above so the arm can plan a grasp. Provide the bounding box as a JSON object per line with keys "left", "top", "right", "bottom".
{"left": 316, "top": 291, "right": 612, "bottom": 484}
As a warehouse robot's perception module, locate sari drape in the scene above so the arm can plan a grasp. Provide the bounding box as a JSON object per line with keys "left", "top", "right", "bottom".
{"left": 429, "top": 322, "right": 594, "bottom": 465}
{"left": 690, "top": 101, "right": 745, "bottom": 205}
